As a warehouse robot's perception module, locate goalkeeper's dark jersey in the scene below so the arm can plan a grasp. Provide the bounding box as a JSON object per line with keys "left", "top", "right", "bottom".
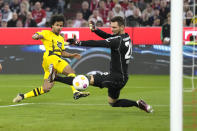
{"left": 79, "top": 29, "right": 132, "bottom": 81}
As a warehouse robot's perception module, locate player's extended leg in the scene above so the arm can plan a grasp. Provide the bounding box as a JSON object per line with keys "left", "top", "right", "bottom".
{"left": 107, "top": 87, "right": 153, "bottom": 113}
{"left": 91, "top": 73, "right": 153, "bottom": 113}
{"left": 50, "top": 63, "right": 90, "bottom": 100}
{"left": 13, "top": 80, "right": 54, "bottom": 103}
{"left": 13, "top": 57, "right": 55, "bottom": 103}
{"left": 108, "top": 96, "right": 153, "bottom": 113}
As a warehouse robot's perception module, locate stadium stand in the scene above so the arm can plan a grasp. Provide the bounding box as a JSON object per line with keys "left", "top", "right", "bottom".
{"left": 0, "top": 0, "right": 196, "bottom": 28}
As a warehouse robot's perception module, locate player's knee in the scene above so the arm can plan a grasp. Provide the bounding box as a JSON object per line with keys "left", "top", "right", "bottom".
{"left": 43, "top": 88, "right": 51, "bottom": 93}
{"left": 63, "top": 65, "right": 75, "bottom": 75}
{"left": 43, "top": 85, "right": 53, "bottom": 93}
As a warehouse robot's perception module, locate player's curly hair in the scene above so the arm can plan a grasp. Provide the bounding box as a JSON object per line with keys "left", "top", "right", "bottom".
{"left": 50, "top": 14, "right": 65, "bottom": 27}
{"left": 111, "top": 16, "right": 125, "bottom": 26}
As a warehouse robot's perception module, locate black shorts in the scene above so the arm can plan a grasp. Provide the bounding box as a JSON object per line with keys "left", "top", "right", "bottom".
{"left": 93, "top": 72, "right": 128, "bottom": 99}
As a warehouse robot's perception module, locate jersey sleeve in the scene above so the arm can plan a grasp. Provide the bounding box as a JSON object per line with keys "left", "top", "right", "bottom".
{"left": 36, "top": 30, "right": 48, "bottom": 40}
{"left": 94, "top": 28, "right": 113, "bottom": 39}
{"left": 80, "top": 36, "right": 120, "bottom": 49}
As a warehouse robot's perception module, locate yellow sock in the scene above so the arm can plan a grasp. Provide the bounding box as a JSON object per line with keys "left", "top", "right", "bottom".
{"left": 68, "top": 73, "right": 78, "bottom": 93}
{"left": 24, "top": 86, "right": 45, "bottom": 99}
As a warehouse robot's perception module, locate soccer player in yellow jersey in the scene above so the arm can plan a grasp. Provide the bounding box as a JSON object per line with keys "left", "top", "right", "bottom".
{"left": 13, "top": 14, "right": 90, "bottom": 103}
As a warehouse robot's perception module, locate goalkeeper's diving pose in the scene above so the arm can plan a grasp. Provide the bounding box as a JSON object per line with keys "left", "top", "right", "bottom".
{"left": 51, "top": 16, "right": 153, "bottom": 113}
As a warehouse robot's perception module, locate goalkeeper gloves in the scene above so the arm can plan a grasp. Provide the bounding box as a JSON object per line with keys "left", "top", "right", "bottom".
{"left": 89, "top": 21, "right": 96, "bottom": 32}
{"left": 66, "top": 35, "right": 81, "bottom": 46}
{"left": 66, "top": 34, "right": 77, "bottom": 45}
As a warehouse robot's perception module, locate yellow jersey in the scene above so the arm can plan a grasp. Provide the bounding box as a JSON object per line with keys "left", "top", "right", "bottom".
{"left": 36, "top": 30, "right": 65, "bottom": 59}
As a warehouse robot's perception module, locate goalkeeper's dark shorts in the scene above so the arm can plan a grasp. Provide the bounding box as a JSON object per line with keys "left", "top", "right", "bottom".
{"left": 93, "top": 72, "right": 128, "bottom": 99}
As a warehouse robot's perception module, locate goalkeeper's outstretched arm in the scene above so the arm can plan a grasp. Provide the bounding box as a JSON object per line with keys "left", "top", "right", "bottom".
{"left": 78, "top": 40, "right": 110, "bottom": 48}
{"left": 94, "top": 29, "right": 113, "bottom": 39}
{"left": 89, "top": 21, "right": 113, "bottom": 39}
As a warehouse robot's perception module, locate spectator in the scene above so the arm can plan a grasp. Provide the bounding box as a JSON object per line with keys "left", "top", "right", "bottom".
{"left": 43, "top": 0, "right": 58, "bottom": 11}
{"left": 141, "top": 12, "right": 151, "bottom": 26}
{"left": 119, "top": 0, "right": 129, "bottom": 11}
{"left": 136, "top": 0, "right": 146, "bottom": 11}
{"left": 45, "top": 7, "right": 52, "bottom": 26}
{"left": 32, "top": 1, "right": 46, "bottom": 27}
{"left": 29, "top": 0, "right": 44, "bottom": 6}
{"left": 81, "top": 21, "right": 89, "bottom": 27}
{"left": 142, "top": 3, "right": 154, "bottom": 19}
{"left": 152, "top": 17, "right": 160, "bottom": 26}
{"left": 66, "top": 19, "right": 73, "bottom": 27}
{"left": 185, "top": 10, "right": 194, "bottom": 26}
{"left": 149, "top": 8, "right": 163, "bottom": 25}
{"left": 65, "top": 0, "right": 71, "bottom": 9}
{"left": 0, "top": 0, "right": 5, "bottom": 11}
{"left": 105, "top": 10, "right": 114, "bottom": 26}
{"left": 1, "top": 19, "right": 8, "bottom": 27}
{"left": 125, "top": 1, "right": 136, "bottom": 18}
{"left": 151, "top": 0, "right": 160, "bottom": 9}
{"left": 81, "top": 1, "right": 92, "bottom": 21}
{"left": 90, "top": 0, "right": 99, "bottom": 12}
{"left": 18, "top": 3, "right": 28, "bottom": 24}
{"left": 183, "top": 1, "right": 190, "bottom": 17}
{"left": 7, "top": 12, "right": 18, "bottom": 27}
{"left": 21, "top": 0, "right": 30, "bottom": 12}
{"left": 89, "top": 9, "right": 103, "bottom": 24}
{"left": 16, "top": 19, "right": 23, "bottom": 27}
{"left": 57, "top": 0, "right": 65, "bottom": 14}
{"left": 0, "top": 14, "right": 2, "bottom": 24}
{"left": 24, "top": 12, "right": 37, "bottom": 27}
{"left": 106, "top": 0, "right": 115, "bottom": 10}
{"left": 98, "top": 0, "right": 109, "bottom": 23}
{"left": 161, "top": 13, "right": 170, "bottom": 44}
{"left": 112, "top": 4, "right": 125, "bottom": 18}
{"left": 126, "top": 8, "right": 142, "bottom": 27}
{"left": 159, "top": 0, "right": 170, "bottom": 20}
{"left": 9, "top": 0, "right": 20, "bottom": 13}
{"left": 2, "top": 3, "right": 13, "bottom": 22}
{"left": 72, "top": 12, "right": 86, "bottom": 27}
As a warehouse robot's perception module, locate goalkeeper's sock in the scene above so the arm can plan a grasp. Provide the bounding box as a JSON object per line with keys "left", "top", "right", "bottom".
{"left": 54, "top": 76, "right": 74, "bottom": 85}
{"left": 110, "top": 99, "right": 138, "bottom": 107}
{"left": 68, "top": 73, "right": 79, "bottom": 94}
{"left": 24, "top": 86, "right": 45, "bottom": 99}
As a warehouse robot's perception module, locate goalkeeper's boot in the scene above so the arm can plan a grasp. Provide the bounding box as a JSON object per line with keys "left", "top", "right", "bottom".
{"left": 137, "top": 99, "right": 153, "bottom": 113}
{"left": 73, "top": 91, "right": 90, "bottom": 100}
{"left": 13, "top": 94, "right": 24, "bottom": 103}
{"left": 48, "top": 64, "right": 56, "bottom": 83}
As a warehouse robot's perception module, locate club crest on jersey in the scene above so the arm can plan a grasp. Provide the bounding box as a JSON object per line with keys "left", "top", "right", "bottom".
{"left": 57, "top": 41, "right": 62, "bottom": 49}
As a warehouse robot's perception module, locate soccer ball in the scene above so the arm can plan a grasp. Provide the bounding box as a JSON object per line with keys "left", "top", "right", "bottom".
{"left": 73, "top": 75, "right": 89, "bottom": 91}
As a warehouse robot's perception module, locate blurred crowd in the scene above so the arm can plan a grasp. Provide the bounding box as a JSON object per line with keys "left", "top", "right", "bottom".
{"left": 0, "top": 0, "right": 196, "bottom": 28}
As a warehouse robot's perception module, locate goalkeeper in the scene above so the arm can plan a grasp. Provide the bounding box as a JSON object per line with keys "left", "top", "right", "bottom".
{"left": 13, "top": 14, "right": 90, "bottom": 103}
{"left": 53, "top": 16, "right": 153, "bottom": 113}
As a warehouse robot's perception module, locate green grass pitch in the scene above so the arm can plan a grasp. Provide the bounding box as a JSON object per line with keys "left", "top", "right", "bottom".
{"left": 0, "top": 75, "right": 195, "bottom": 131}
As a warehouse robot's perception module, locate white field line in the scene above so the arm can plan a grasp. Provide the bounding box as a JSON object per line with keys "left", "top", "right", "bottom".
{"left": 0, "top": 85, "right": 168, "bottom": 89}
{"left": 0, "top": 103, "right": 33, "bottom": 108}
{"left": 0, "top": 103, "right": 193, "bottom": 108}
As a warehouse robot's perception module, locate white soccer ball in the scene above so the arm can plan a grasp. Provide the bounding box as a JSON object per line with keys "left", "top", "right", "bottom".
{"left": 73, "top": 75, "right": 89, "bottom": 91}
